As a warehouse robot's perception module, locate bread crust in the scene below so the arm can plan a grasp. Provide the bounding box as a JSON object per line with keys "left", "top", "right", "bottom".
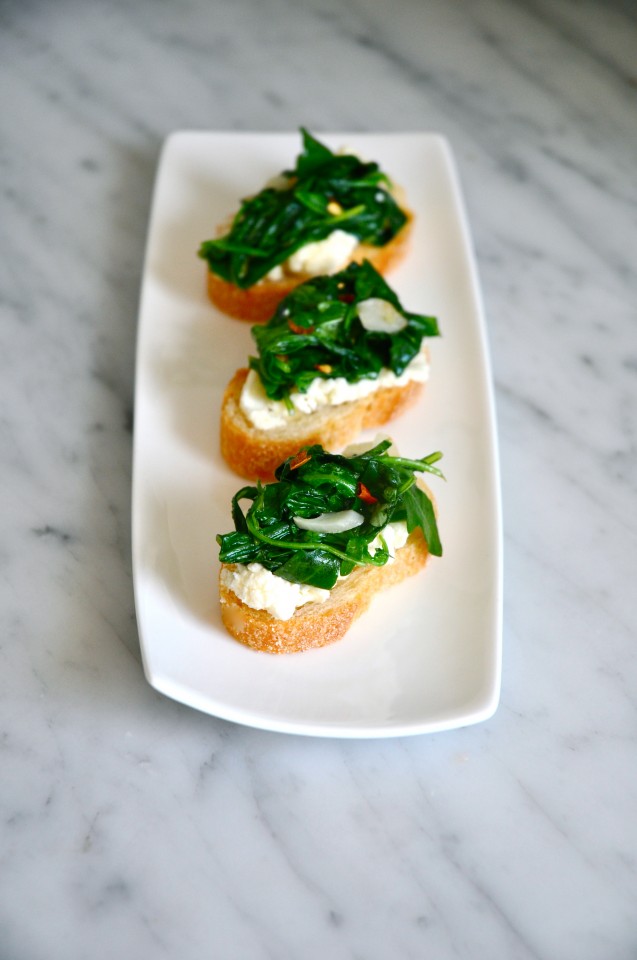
{"left": 220, "top": 366, "right": 426, "bottom": 481}
{"left": 219, "top": 527, "right": 429, "bottom": 654}
{"left": 206, "top": 211, "right": 414, "bottom": 323}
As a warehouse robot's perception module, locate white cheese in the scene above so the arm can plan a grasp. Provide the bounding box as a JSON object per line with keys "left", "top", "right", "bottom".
{"left": 240, "top": 349, "right": 430, "bottom": 431}
{"left": 221, "top": 521, "right": 409, "bottom": 620}
{"left": 337, "top": 145, "right": 366, "bottom": 162}
{"left": 261, "top": 230, "right": 358, "bottom": 283}
{"left": 369, "top": 520, "right": 409, "bottom": 560}
{"left": 287, "top": 230, "right": 359, "bottom": 275}
{"left": 220, "top": 562, "right": 330, "bottom": 621}
{"left": 265, "top": 173, "right": 294, "bottom": 192}
{"left": 239, "top": 369, "right": 288, "bottom": 431}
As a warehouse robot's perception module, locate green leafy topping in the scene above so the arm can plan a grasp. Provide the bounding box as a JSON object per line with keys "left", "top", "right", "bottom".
{"left": 217, "top": 442, "right": 444, "bottom": 589}
{"left": 248, "top": 260, "right": 439, "bottom": 402}
{"left": 198, "top": 129, "right": 409, "bottom": 288}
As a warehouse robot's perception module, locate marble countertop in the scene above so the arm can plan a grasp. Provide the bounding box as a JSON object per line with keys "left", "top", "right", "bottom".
{"left": 1, "top": 0, "right": 636, "bottom": 957}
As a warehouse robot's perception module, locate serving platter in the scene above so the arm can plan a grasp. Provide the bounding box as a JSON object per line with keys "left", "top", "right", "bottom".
{"left": 132, "top": 131, "right": 502, "bottom": 737}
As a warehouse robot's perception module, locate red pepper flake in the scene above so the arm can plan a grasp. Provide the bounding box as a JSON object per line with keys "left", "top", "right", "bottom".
{"left": 356, "top": 481, "right": 378, "bottom": 504}
{"left": 338, "top": 293, "right": 355, "bottom": 304}
{"left": 288, "top": 319, "right": 315, "bottom": 335}
{"left": 289, "top": 449, "right": 312, "bottom": 470}
{"left": 314, "top": 364, "right": 333, "bottom": 374}
{"left": 275, "top": 354, "right": 289, "bottom": 363}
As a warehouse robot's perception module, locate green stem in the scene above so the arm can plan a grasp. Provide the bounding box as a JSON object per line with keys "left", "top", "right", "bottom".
{"left": 388, "top": 453, "right": 445, "bottom": 477}
{"left": 246, "top": 515, "right": 367, "bottom": 567}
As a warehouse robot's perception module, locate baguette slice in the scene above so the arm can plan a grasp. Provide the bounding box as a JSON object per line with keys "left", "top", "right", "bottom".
{"left": 220, "top": 366, "right": 425, "bottom": 481}
{"left": 207, "top": 210, "right": 413, "bottom": 324}
{"left": 219, "top": 527, "right": 429, "bottom": 654}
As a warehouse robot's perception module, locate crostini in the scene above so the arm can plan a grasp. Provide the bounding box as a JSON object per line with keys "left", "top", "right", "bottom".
{"left": 217, "top": 440, "right": 443, "bottom": 654}
{"left": 220, "top": 260, "right": 439, "bottom": 480}
{"left": 199, "top": 129, "right": 413, "bottom": 323}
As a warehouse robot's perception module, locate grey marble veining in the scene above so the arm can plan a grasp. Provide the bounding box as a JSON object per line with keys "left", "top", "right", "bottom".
{"left": 1, "top": 0, "right": 637, "bottom": 958}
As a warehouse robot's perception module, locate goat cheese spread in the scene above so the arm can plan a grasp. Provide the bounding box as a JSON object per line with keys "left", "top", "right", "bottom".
{"left": 220, "top": 563, "right": 330, "bottom": 620}
{"left": 240, "top": 347, "right": 430, "bottom": 431}
{"left": 266, "top": 229, "right": 358, "bottom": 281}
{"left": 368, "top": 520, "right": 409, "bottom": 558}
{"left": 221, "top": 522, "right": 409, "bottom": 620}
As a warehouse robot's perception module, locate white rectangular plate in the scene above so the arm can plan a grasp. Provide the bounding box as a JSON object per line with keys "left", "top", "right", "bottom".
{"left": 132, "top": 131, "right": 502, "bottom": 737}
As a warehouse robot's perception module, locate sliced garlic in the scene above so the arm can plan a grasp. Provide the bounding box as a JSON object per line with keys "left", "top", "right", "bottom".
{"left": 357, "top": 298, "right": 407, "bottom": 334}
{"left": 293, "top": 510, "right": 365, "bottom": 533}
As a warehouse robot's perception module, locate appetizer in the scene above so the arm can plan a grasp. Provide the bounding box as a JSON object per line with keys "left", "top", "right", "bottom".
{"left": 199, "top": 129, "right": 413, "bottom": 322}
{"left": 217, "top": 440, "right": 443, "bottom": 653}
{"left": 220, "top": 260, "right": 439, "bottom": 480}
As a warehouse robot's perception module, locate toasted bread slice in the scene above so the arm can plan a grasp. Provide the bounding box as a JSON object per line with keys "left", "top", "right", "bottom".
{"left": 219, "top": 527, "right": 429, "bottom": 654}
{"left": 207, "top": 211, "right": 414, "bottom": 323}
{"left": 220, "top": 367, "right": 425, "bottom": 481}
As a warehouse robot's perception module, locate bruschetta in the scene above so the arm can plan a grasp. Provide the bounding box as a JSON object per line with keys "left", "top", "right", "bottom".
{"left": 199, "top": 129, "right": 413, "bottom": 322}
